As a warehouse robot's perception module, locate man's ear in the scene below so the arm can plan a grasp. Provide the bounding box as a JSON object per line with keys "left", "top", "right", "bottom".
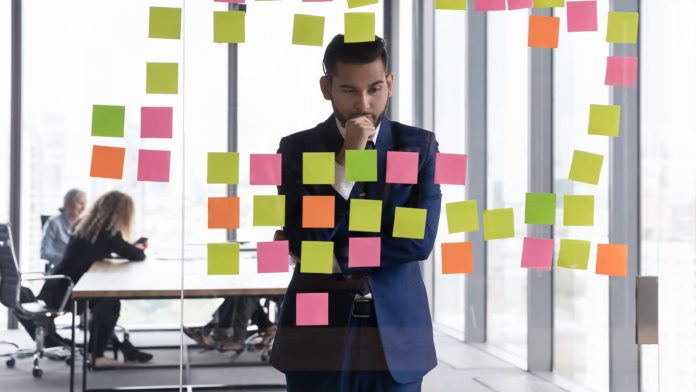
{"left": 320, "top": 76, "right": 332, "bottom": 100}
{"left": 386, "top": 73, "right": 394, "bottom": 98}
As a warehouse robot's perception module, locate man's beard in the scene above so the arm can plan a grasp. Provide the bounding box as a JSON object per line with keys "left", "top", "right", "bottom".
{"left": 331, "top": 99, "right": 390, "bottom": 128}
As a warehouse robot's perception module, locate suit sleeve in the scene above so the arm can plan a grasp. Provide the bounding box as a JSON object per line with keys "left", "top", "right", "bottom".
{"left": 109, "top": 233, "right": 147, "bottom": 261}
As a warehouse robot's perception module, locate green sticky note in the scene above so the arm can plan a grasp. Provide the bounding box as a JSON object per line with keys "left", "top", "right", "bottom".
{"left": 483, "top": 208, "right": 515, "bottom": 240}
{"left": 445, "top": 200, "right": 479, "bottom": 234}
{"left": 345, "top": 150, "right": 377, "bottom": 182}
{"left": 91, "top": 105, "right": 125, "bottom": 138}
{"left": 300, "top": 241, "right": 334, "bottom": 274}
{"left": 303, "top": 152, "right": 335, "bottom": 184}
{"left": 393, "top": 207, "right": 428, "bottom": 239}
{"left": 534, "top": 0, "right": 565, "bottom": 7}
{"left": 207, "top": 243, "right": 240, "bottom": 275}
{"left": 568, "top": 150, "right": 604, "bottom": 185}
{"left": 345, "top": 12, "right": 375, "bottom": 43}
{"left": 606, "top": 12, "right": 639, "bottom": 44}
{"left": 146, "top": 62, "right": 179, "bottom": 94}
{"left": 525, "top": 193, "right": 556, "bottom": 225}
{"left": 292, "top": 14, "right": 325, "bottom": 47}
{"left": 214, "top": 11, "right": 245, "bottom": 43}
{"left": 348, "top": 0, "right": 378, "bottom": 8}
{"left": 149, "top": 7, "right": 181, "bottom": 40}
{"left": 349, "top": 199, "right": 382, "bottom": 233}
{"left": 563, "top": 195, "right": 594, "bottom": 226}
{"left": 207, "top": 152, "right": 239, "bottom": 184}
{"left": 435, "top": 0, "right": 467, "bottom": 10}
{"left": 253, "top": 195, "right": 286, "bottom": 226}
{"left": 588, "top": 104, "right": 621, "bottom": 137}
{"left": 557, "top": 239, "right": 591, "bottom": 270}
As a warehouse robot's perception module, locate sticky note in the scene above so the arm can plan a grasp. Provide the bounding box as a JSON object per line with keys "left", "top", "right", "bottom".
{"left": 528, "top": 16, "right": 560, "bottom": 48}
{"left": 605, "top": 56, "right": 638, "bottom": 87}
{"left": 293, "top": 14, "right": 325, "bottom": 47}
{"left": 386, "top": 151, "right": 419, "bottom": 184}
{"left": 250, "top": 154, "right": 282, "bottom": 185}
{"left": 348, "top": 237, "right": 381, "bottom": 268}
{"left": 137, "top": 149, "right": 171, "bottom": 182}
{"left": 141, "top": 107, "right": 173, "bottom": 139}
{"left": 483, "top": 208, "right": 515, "bottom": 240}
{"left": 508, "top": 0, "right": 533, "bottom": 10}
{"left": 207, "top": 243, "right": 240, "bottom": 275}
{"left": 303, "top": 196, "right": 335, "bottom": 228}
{"left": 90, "top": 145, "right": 125, "bottom": 180}
{"left": 345, "top": 150, "right": 377, "bottom": 182}
{"left": 525, "top": 193, "right": 556, "bottom": 225}
{"left": 435, "top": 153, "right": 467, "bottom": 185}
{"left": 208, "top": 152, "right": 240, "bottom": 185}
{"left": 348, "top": 0, "right": 378, "bottom": 8}
{"left": 476, "top": 0, "right": 506, "bottom": 12}
{"left": 91, "top": 105, "right": 125, "bottom": 138}
{"left": 214, "top": 11, "right": 245, "bottom": 43}
{"left": 208, "top": 197, "right": 240, "bottom": 229}
{"left": 606, "top": 12, "right": 639, "bottom": 44}
{"left": 300, "top": 241, "right": 334, "bottom": 274}
{"left": 349, "top": 199, "right": 382, "bottom": 233}
{"left": 596, "top": 243, "right": 628, "bottom": 277}
{"left": 568, "top": 150, "right": 604, "bottom": 185}
{"left": 253, "top": 195, "right": 286, "bottom": 227}
{"left": 534, "top": 0, "right": 565, "bottom": 7}
{"left": 563, "top": 195, "right": 594, "bottom": 226}
{"left": 441, "top": 242, "right": 473, "bottom": 274}
{"left": 445, "top": 200, "right": 480, "bottom": 233}
{"left": 588, "top": 104, "right": 621, "bottom": 137}
{"left": 393, "top": 207, "right": 428, "bottom": 239}
{"left": 257, "top": 240, "right": 289, "bottom": 273}
{"left": 566, "top": 1, "right": 597, "bottom": 32}
{"left": 436, "top": 0, "right": 467, "bottom": 10}
{"left": 296, "top": 293, "right": 329, "bottom": 326}
{"left": 149, "top": 7, "right": 181, "bottom": 40}
{"left": 303, "top": 152, "right": 335, "bottom": 184}
{"left": 345, "top": 13, "right": 375, "bottom": 43}
{"left": 557, "top": 239, "right": 591, "bottom": 270}
{"left": 146, "top": 62, "right": 179, "bottom": 94}
{"left": 521, "top": 237, "right": 554, "bottom": 270}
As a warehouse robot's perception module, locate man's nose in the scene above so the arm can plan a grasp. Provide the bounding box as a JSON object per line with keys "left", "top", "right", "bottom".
{"left": 354, "top": 92, "right": 370, "bottom": 112}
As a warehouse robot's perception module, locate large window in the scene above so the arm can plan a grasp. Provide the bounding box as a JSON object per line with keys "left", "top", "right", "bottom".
{"left": 0, "top": 1, "right": 11, "bottom": 329}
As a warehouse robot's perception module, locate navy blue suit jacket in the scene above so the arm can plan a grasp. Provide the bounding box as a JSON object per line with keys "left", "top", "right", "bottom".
{"left": 270, "top": 115, "right": 442, "bottom": 384}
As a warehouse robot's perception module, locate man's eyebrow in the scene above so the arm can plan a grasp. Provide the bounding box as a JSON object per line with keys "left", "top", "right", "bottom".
{"left": 338, "top": 80, "right": 385, "bottom": 89}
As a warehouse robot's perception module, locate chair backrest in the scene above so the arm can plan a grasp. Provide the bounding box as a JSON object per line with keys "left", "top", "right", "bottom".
{"left": 40, "top": 215, "right": 51, "bottom": 229}
{"left": 0, "top": 223, "right": 21, "bottom": 310}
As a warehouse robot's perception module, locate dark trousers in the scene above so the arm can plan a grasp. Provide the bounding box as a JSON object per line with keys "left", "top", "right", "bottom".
{"left": 211, "top": 297, "right": 276, "bottom": 341}
{"left": 16, "top": 287, "right": 71, "bottom": 348}
{"left": 86, "top": 298, "right": 121, "bottom": 358}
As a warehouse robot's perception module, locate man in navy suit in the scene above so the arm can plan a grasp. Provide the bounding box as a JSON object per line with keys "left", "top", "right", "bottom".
{"left": 270, "top": 34, "right": 442, "bottom": 391}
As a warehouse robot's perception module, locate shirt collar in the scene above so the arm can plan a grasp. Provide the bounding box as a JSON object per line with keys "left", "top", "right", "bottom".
{"left": 335, "top": 117, "right": 381, "bottom": 145}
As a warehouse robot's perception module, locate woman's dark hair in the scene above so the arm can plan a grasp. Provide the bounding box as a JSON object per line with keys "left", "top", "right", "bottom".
{"left": 322, "top": 34, "right": 389, "bottom": 79}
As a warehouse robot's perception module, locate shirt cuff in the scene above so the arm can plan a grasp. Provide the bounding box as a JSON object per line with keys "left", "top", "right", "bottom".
{"left": 332, "top": 162, "right": 355, "bottom": 200}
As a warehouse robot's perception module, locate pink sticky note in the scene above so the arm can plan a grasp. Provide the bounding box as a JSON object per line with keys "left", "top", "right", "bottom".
{"left": 257, "top": 240, "right": 289, "bottom": 273}
{"left": 137, "top": 149, "right": 171, "bottom": 182}
{"left": 521, "top": 237, "right": 554, "bottom": 270}
{"left": 296, "top": 292, "right": 329, "bottom": 326}
{"left": 386, "top": 151, "right": 418, "bottom": 184}
{"left": 141, "top": 107, "right": 173, "bottom": 138}
{"left": 507, "top": 0, "right": 533, "bottom": 10}
{"left": 348, "top": 237, "right": 381, "bottom": 268}
{"left": 250, "top": 154, "right": 282, "bottom": 185}
{"left": 435, "top": 153, "right": 467, "bottom": 185}
{"left": 567, "top": 1, "right": 598, "bottom": 32}
{"left": 476, "top": 0, "right": 506, "bottom": 11}
{"left": 605, "top": 56, "right": 638, "bottom": 87}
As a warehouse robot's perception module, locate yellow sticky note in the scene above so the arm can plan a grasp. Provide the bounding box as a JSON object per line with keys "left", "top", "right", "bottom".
{"left": 435, "top": 0, "right": 467, "bottom": 10}
{"left": 292, "top": 14, "right": 325, "bottom": 47}
{"left": 300, "top": 241, "right": 334, "bottom": 274}
{"left": 534, "top": 0, "right": 564, "bottom": 7}
{"left": 483, "top": 208, "right": 515, "bottom": 240}
{"left": 149, "top": 7, "right": 181, "bottom": 40}
{"left": 214, "top": 11, "right": 245, "bottom": 43}
{"left": 345, "top": 12, "right": 375, "bottom": 43}
{"left": 568, "top": 150, "right": 604, "bottom": 185}
{"left": 253, "top": 195, "right": 286, "bottom": 226}
{"left": 207, "top": 152, "right": 239, "bottom": 184}
{"left": 557, "top": 239, "right": 591, "bottom": 270}
{"left": 606, "top": 12, "right": 639, "bottom": 44}
{"left": 445, "top": 200, "right": 479, "bottom": 233}
{"left": 393, "top": 207, "right": 428, "bottom": 239}
{"left": 349, "top": 199, "right": 383, "bottom": 233}
{"left": 588, "top": 104, "right": 621, "bottom": 137}
{"left": 207, "top": 243, "right": 240, "bottom": 275}
{"left": 563, "top": 195, "right": 594, "bottom": 226}
{"left": 146, "top": 63, "right": 179, "bottom": 94}
{"left": 303, "top": 152, "right": 335, "bottom": 184}
{"left": 348, "top": 0, "right": 378, "bottom": 8}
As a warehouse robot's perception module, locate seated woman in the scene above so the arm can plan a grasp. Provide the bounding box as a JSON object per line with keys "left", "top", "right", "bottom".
{"left": 37, "top": 190, "right": 152, "bottom": 367}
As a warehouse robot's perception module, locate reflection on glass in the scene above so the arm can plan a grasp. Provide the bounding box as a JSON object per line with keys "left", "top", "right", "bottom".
{"left": 0, "top": 0, "right": 10, "bottom": 329}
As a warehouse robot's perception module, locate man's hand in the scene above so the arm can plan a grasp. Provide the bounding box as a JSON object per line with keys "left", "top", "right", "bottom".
{"left": 337, "top": 116, "right": 376, "bottom": 166}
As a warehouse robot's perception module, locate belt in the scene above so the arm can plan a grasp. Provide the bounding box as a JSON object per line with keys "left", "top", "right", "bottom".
{"left": 352, "top": 296, "right": 373, "bottom": 318}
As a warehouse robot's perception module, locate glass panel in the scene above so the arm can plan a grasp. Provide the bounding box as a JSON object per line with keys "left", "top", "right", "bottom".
{"left": 0, "top": 0, "right": 11, "bottom": 329}
{"left": 395, "top": 0, "right": 414, "bottom": 124}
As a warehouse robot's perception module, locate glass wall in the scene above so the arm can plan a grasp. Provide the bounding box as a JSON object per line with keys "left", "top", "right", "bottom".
{"left": 0, "top": 1, "right": 11, "bottom": 329}
{"left": 395, "top": 0, "right": 414, "bottom": 124}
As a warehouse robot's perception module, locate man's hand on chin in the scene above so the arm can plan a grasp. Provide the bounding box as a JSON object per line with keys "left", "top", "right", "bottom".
{"left": 337, "top": 116, "right": 376, "bottom": 166}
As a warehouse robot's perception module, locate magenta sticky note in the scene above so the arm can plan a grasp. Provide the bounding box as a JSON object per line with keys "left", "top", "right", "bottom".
{"left": 141, "top": 107, "right": 173, "bottom": 138}
{"left": 257, "top": 240, "right": 289, "bottom": 273}
{"left": 250, "top": 154, "right": 282, "bottom": 185}
{"left": 386, "top": 151, "right": 418, "bottom": 184}
{"left": 137, "top": 149, "right": 171, "bottom": 182}
{"left": 476, "top": 0, "right": 506, "bottom": 11}
{"left": 435, "top": 153, "right": 467, "bottom": 185}
{"left": 567, "top": 1, "right": 598, "bottom": 32}
{"left": 296, "top": 292, "right": 329, "bottom": 326}
{"left": 507, "top": 0, "right": 533, "bottom": 10}
{"left": 605, "top": 56, "right": 638, "bottom": 87}
{"left": 348, "top": 237, "right": 381, "bottom": 268}
{"left": 521, "top": 237, "right": 554, "bottom": 270}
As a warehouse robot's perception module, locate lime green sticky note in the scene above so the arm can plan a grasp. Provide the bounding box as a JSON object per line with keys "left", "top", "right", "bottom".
{"left": 588, "top": 104, "right": 621, "bottom": 137}
{"left": 214, "top": 11, "right": 245, "bottom": 44}
{"left": 91, "top": 105, "right": 125, "bottom": 138}
{"left": 300, "top": 241, "right": 334, "bottom": 274}
{"left": 303, "top": 152, "right": 335, "bottom": 184}
{"left": 348, "top": 0, "right": 378, "bottom": 8}
{"left": 606, "top": 12, "right": 639, "bottom": 44}
{"left": 483, "top": 208, "right": 515, "bottom": 240}
{"left": 345, "top": 150, "right": 377, "bottom": 182}
{"left": 525, "top": 193, "right": 556, "bottom": 225}
{"left": 445, "top": 200, "right": 479, "bottom": 234}
{"left": 568, "top": 150, "right": 604, "bottom": 185}
{"left": 557, "top": 239, "right": 591, "bottom": 270}
{"left": 149, "top": 7, "right": 181, "bottom": 40}
{"left": 146, "top": 62, "right": 179, "bottom": 94}
{"left": 435, "top": 0, "right": 467, "bottom": 10}
{"left": 207, "top": 243, "right": 240, "bottom": 275}
{"left": 345, "top": 13, "right": 375, "bottom": 43}
{"left": 253, "top": 195, "right": 286, "bottom": 226}
{"left": 292, "top": 14, "right": 325, "bottom": 47}
{"left": 534, "top": 0, "right": 565, "bottom": 7}
{"left": 349, "top": 199, "right": 382, "bottom": 233}
{"left": 207, "top": 152, "right": 239, "bottom": 184}
{"left": 563, "top": 195, "right": 594, "bottom": 226}
{"left": 393, "top": 207, "right": 428, "bottom": 239}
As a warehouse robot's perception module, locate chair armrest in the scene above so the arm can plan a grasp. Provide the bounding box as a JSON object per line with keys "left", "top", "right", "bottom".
{"left": 21, "top": 274, "right": 75, "bottom": 312}
{"left": 21, "top": 271, "right": 46, "bottom": 276}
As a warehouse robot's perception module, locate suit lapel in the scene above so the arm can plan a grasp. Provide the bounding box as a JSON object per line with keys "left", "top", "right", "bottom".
{"left": 366, "top": 117, "right": 394, "bottom": 202}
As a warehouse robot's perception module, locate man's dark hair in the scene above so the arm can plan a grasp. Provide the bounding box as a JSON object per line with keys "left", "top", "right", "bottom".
{"left": 322, "top": 34, "right": 389, "bottom": 79}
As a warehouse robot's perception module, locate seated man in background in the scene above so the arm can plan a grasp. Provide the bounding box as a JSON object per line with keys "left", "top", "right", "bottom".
{"left": 41, "top": 188, "right": 87, "bottom": 272}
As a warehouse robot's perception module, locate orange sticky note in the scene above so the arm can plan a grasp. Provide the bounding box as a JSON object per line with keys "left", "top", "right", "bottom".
{"left": 596, "top": 244, "right": 628, "bottom": 277}
{"left": 90, "top": 145, "right": 125, "bottom": 180}
{"left": 302, "top": 196, "right": 335, "bottom": 228}
{"left": 441, "top": 242, "right": 473, "bottom": 274}
{"left": 528, "top": 16, "right": 560, "bottom": 48}
{"left": 208, "top": 197, "right": 240, "bottom": 229}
